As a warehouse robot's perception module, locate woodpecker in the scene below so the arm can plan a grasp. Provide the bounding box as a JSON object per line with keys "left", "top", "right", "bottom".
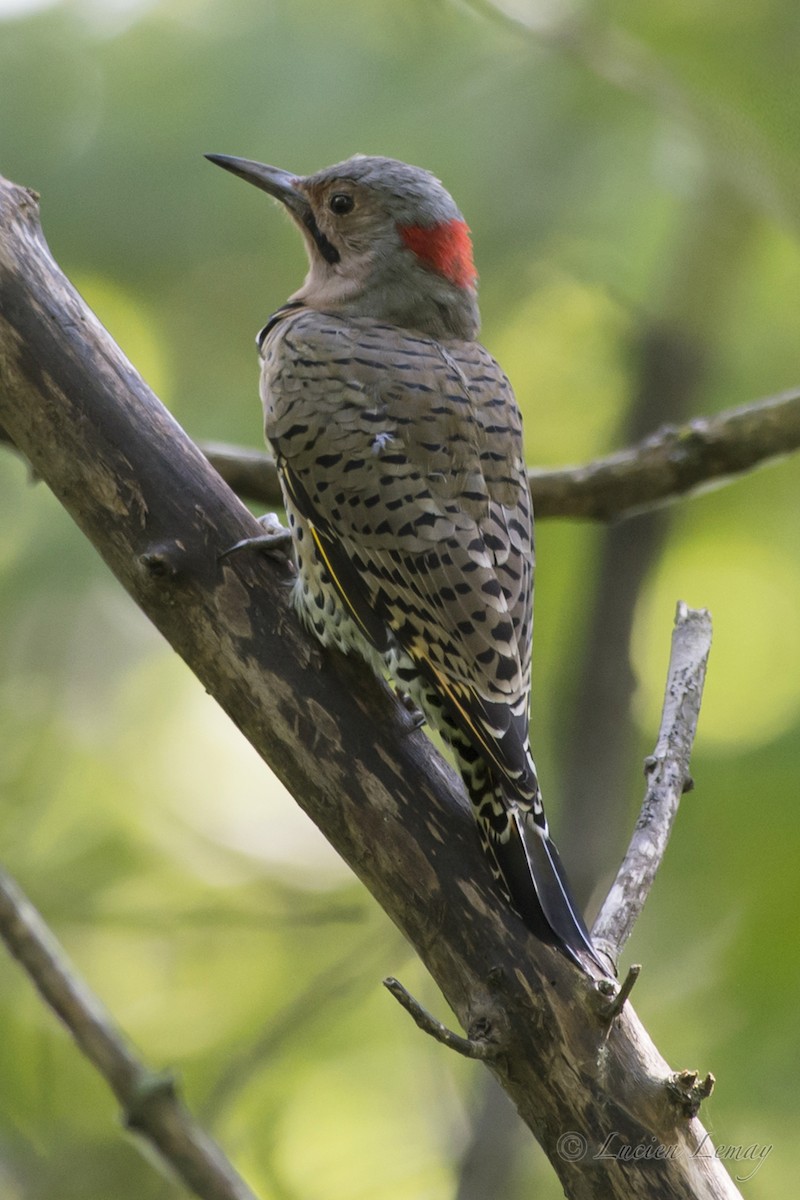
{"left": 208, "top": 152, "right": 604, "bottom": 972}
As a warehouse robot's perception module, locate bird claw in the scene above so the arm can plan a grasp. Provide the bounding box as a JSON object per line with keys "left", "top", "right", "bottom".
{"left": 219, "top": 513, "right": 293, "bottom": 562}
{"left": 395, "top": 688, "right": 426, "bottom": 731}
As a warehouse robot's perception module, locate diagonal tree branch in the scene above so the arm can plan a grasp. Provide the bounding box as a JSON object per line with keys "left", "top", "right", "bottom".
{"left": 0, "top": 866, "right": 261, "bottom": 1200}
{"left": 592, "top": 603, "right": 713, "bottom": 966}
{"left": 0, "top": 173, "right": 744, "bottom": 1198}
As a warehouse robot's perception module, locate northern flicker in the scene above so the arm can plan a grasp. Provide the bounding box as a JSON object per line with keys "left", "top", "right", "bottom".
{"left": 208, "top": 152, "right": 603, "bottom": 972}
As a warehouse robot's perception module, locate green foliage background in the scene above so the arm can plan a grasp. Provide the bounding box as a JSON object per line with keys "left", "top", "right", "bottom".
{"left": 1, "top": 0, "right": 798, "bottom": 1195}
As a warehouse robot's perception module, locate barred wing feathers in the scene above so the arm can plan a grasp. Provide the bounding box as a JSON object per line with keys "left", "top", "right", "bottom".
{"left": 262, "top": 309, "right": 534, "bottom": 786}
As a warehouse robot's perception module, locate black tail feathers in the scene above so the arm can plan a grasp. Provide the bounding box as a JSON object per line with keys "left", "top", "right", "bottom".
{"left": 495, "top": 809, "right": 608, "bottom": 974}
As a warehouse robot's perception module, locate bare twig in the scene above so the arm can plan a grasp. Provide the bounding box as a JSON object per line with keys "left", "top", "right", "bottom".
{"left": 0, "top": 867, "right": 260, "bottom": 1200}
{"left": 383, "top": 978, "right": 497, "bottom": 1060}
{"left": 201, "top": 389, "right": 800, "bottom": 521}
{"left": 592, "top": 603, "right": 713, "bottom": 966}
{"left": 596, "top": 964, "right": 642, "bottom": 1023}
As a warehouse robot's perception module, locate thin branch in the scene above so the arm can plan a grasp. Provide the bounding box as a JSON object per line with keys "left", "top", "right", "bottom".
{"left": 383, "top": 978, "right": 497, "bottom": 1060}
{"left": 204, "top": 440, "right": 284, "bottom": 508}
{"left": 0, "top": 866, "right": 261, "bottom": 1200}
{"left": 529, "top": 392, "right": 800, "bottom": 519}
{"left": 592, "top": 603, "right": 713, "bottom": 965}
{"left": 596, "top": 964, "right": 642, "bottom": 1023}
{"left": 201, "top": 389, "right": 800, "bottom": 521}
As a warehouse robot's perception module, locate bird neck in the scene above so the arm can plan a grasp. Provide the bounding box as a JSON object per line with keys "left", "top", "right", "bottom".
{"left": 291, "top": 268, "right": 480, "bottom": 341}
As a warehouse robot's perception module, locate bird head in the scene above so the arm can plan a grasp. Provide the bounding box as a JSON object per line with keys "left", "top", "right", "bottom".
{"left": 206, "top": 153, "right": 480, "bottom": 341}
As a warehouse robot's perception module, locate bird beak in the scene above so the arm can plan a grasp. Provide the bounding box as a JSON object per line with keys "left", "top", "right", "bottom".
{"left": 205, "top": 154, "right": 308, "bottom": 220}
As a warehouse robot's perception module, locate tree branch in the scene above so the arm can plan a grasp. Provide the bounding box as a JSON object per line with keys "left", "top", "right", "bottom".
{"left": 0, "top": 174, "right": 743, "bottom": 1198}
{"left": 528, "top": 394, "right": 800, "bottom": 519}
{"left": 383, "top": 977, "right": 498, "bottom": 1060}
{"left": 0, "top": 866, "right": 260, "bottom": 1200}
{"left": 200, "top": 387, "right": 800, "bottom": 521}
{"left": 592, "top": 603, "right": 713, "bottom": 965}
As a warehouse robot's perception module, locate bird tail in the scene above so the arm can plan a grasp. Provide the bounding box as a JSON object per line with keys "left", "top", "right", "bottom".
{"left": 439, "top": 724, "right": 606, "bottom": 972}
{"left": 488, "top": 805, "right": 606, "bottom": 973}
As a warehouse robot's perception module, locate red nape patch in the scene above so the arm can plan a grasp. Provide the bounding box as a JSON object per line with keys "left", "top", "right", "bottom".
{"left": 399, "top": 219, "right": 477, "bottom": 289}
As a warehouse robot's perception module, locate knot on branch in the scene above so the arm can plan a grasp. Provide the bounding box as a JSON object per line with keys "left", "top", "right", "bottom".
{"left": 666, "top": 1069, "right": 716, "bottom": 1118}
{"left": 139, "top": 541, "right": 186, "bottom": 581}
{"left": 122, "top": 1068, "right": 179, "bottom": 1131}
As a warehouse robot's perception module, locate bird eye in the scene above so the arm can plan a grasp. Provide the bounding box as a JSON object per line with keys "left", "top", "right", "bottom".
{"left": 329, "top": 192, "right": 354, "bottom": 215}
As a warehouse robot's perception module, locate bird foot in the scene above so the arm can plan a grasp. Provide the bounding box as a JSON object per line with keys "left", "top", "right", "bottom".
{"left": 219, "top": 512, "right": 293, "bottom": 562}
{"left": 395, "top": 688, "right": 426, "bottom": 731}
